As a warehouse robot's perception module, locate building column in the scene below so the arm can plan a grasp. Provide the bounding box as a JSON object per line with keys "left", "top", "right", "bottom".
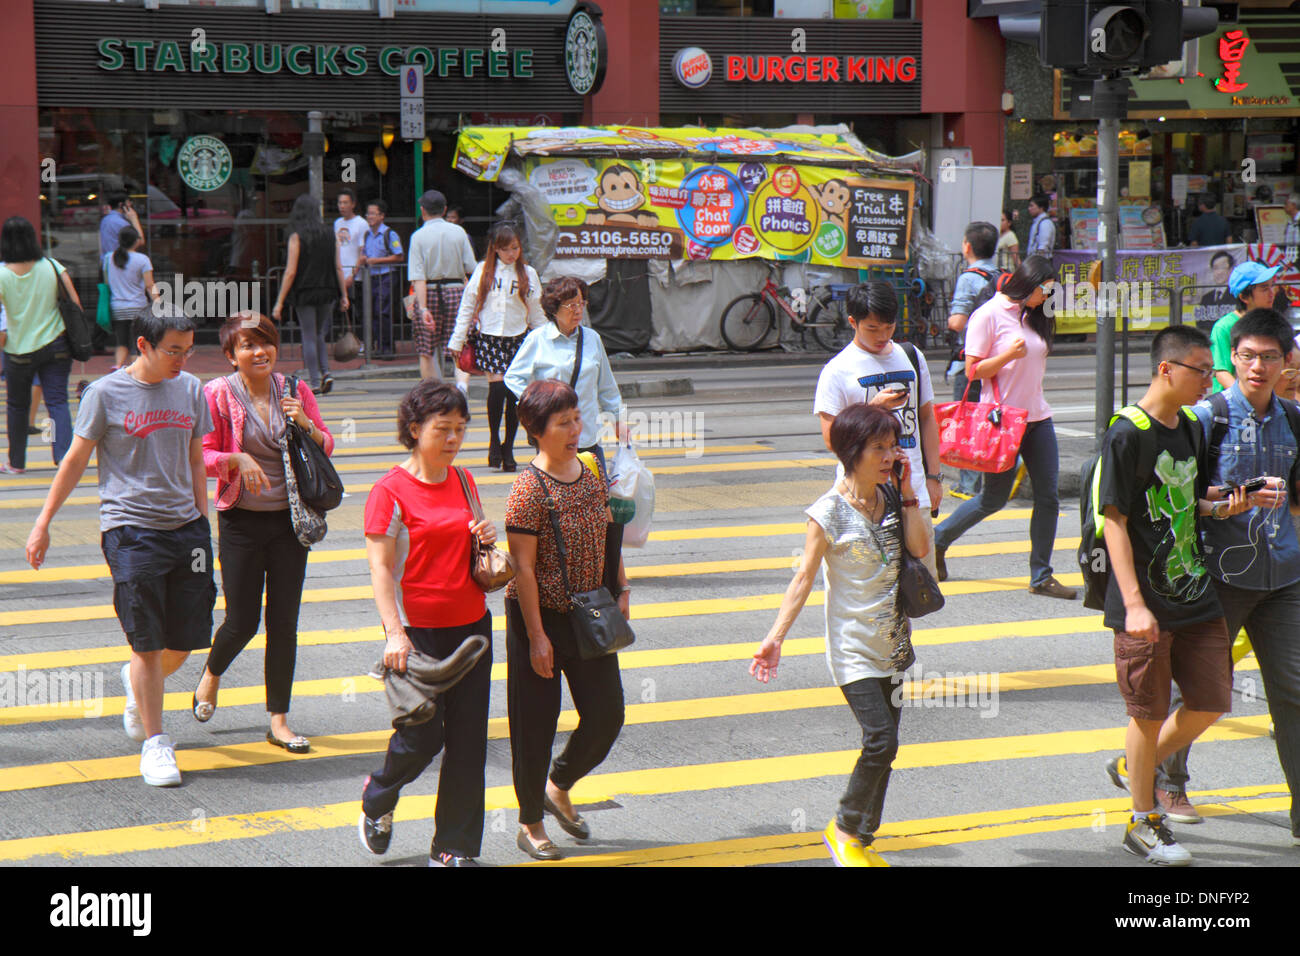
{"left": 584, "top": 0, "right": 659, "bottom": 126}
{"left": 0, "top": 0, "right": 40, "bottom": 231}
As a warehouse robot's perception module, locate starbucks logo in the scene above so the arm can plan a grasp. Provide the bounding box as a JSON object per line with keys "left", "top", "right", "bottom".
{"left": 564, "top": 6, "right": 606, "bottom": 96}
{"left": 177, "top": 135, "right": 232, "bottom": 192}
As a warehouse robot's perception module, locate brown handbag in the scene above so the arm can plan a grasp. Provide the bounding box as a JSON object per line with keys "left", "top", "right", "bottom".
{"left": 454, "top": 466, "right": 515, "bottom": 592}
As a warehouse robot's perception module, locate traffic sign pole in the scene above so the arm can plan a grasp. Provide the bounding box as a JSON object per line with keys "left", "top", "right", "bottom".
{"left": 399, "top": 64, "right": 426, "bottom": 220}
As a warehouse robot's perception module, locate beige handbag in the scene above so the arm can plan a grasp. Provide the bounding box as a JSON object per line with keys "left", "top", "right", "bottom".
{"left": 454, "top": 466, "right": 516, "bottom": 592}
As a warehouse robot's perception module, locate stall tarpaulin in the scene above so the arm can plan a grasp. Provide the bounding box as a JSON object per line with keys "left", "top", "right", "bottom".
{"left": 1048, "top": 243, "right": 1300, "bottom": 334}
{"left": 453, "top": 125, "right": 917, "bottom": 269}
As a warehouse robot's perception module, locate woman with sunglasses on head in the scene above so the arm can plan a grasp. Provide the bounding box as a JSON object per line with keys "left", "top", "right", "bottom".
{"left": 194, "top": 312, "right": 333, "bottom": 754}
{"left": 751, "top": 403, "right": 928, "bottom": 867}
{"left": 933, "top": 255, "right": 1075, "bottom": 600}
{"left": 447, "top": 223, "right": 546, "bottom": 472}
{"left": 504, "top": 276, "right": 626, "bottom": 480}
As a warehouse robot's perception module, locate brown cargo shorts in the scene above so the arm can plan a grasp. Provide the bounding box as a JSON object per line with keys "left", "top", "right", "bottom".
{"left": 1112, "top": 617, "right": 1232, "bottom": 721}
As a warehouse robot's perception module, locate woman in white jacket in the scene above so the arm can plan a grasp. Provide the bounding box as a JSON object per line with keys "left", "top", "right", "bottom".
{"left": 449, "top": 223, "right": 545, "bottom": 471}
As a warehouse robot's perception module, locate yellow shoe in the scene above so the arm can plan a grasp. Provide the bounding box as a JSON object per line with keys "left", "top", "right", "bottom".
{"left": 822, "top": 822, "right": 890, "bottom": 867}
{"left": 949, "top": 490, "right": 973, "bottom": 501}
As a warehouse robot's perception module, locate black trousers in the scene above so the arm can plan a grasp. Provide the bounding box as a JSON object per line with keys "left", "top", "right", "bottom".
{"left": 207, "top": 508, "right": 309, "bottom": 714}
{"left": 363, "top": 611, "right": 493, "bottom": 858}
{"left": 505, "top": 597, "right": 625, "bottom": 825}
{"left": 837, "top": 677, "right": 902, "bottom": 843}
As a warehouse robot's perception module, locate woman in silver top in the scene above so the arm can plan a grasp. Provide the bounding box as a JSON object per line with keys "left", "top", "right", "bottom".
{"left": 751, "top": 402, "right": 928, "bottom": 868}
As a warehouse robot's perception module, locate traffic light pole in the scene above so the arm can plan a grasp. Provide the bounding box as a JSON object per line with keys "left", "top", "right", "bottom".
{"left": 1095, "top": 114, "right": 1119, "bottom": 446}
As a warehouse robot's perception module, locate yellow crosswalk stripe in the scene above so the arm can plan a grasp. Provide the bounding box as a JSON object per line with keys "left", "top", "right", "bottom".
{"left": 0, "top": 566, "right": 1087, "bottom": 628}
{"left": 0, "top": 535, "right": 1082, "bottom": 587}
{"left": 527, "top": 788, "right": 1293, "bottom": 867}
{"left": 0, "top": 612, "right": 1107, "bottom": 675}
{"left": 0, "top": 718, "right": 1273, "bottom": 861}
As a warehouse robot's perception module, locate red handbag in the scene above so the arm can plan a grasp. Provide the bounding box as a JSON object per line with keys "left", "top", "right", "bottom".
{"left": 456, "top": 339, "right": 481, "bottom": 375}
{"left": 935, "top": 377, "right": 1028, "bottom": 474}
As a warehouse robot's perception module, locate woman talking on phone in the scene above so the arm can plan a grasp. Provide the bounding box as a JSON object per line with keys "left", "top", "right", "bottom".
{"left": 751, "top": 403, "right": 928, "bottom": 867}
{"left": 931, "top": 255, "right": 1075, "bottom": 599}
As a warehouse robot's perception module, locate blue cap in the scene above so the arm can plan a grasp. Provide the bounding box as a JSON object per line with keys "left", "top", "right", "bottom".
{"left": 1228, "top": 261, "right": 1281, "bottom": 297}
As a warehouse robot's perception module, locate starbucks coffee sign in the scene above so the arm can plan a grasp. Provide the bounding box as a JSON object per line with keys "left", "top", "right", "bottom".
{"left": 563, "top": 3, "right": 606, "bottom": 97}
{"left": 177, "top": 135, "right": 232, "bottom": 191}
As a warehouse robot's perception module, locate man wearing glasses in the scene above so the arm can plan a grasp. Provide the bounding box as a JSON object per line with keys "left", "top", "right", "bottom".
{"left": 1108, "top": 309, "right": 1300, "bottom": 846}
{"left": 24, "top": 305, "right": 215, "bottom": 790}
{"left": 1210, "top": 261, "right": 1281, "bottom": 393}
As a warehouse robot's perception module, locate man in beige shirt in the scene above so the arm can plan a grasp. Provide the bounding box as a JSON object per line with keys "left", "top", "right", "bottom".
{"left": 408, "top": 190, "right": 476, "bottom": 382}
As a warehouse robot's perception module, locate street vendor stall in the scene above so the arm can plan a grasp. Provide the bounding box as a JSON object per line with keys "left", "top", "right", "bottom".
{"left": 452, "top": 124, "right": 923, "bottom": 353}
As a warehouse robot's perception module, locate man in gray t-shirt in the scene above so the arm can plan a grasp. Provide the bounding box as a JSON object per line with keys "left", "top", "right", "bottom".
{"left": 25, "top": 309, "right": 215, "bottom": 789}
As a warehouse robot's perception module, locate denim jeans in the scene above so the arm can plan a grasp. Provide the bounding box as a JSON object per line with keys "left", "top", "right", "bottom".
{"left": 1158, "top": 579, "right": 1300, "bottom": 834}
{"left": 934, "top": 417, "right": 1060, "bottom": 588}
{"left": 3, "top": 335, "right": 72, "bottom": 469}
{"left": 837, "top": 676, "right": 902, "bottom": 843}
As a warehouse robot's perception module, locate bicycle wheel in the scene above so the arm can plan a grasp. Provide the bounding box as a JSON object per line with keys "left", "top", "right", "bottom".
{"left": 806, "top": 295, "right": 854, "bottom": 351}
{"left": 720, "top": 293, "right": 777, "bottom": 351}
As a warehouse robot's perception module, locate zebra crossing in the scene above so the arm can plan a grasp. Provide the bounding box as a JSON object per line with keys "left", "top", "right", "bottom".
{"left": 0, "top": 374, "right": 1292, "bottom": 868}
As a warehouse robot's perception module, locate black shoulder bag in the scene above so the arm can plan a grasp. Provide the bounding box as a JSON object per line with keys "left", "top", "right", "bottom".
{"left": 570, "top": 325, "right": 584, "bottom": 388}
{"left": 530, "top": 464, "right": 634, "bottom": 660}
{"left": 886, "top": 483, "right": 945, "bottom": 618}
{"left": 51, "top": 259, "right": 94, "bottom": 362}
{"left": 285, "top": 375, "right": 345, "bottom": 511}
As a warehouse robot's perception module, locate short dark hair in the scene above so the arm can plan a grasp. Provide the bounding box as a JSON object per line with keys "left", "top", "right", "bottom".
{"left": 419, "top": 190, "right": 448, "bottom": 216}
{"left": 1210, "top": 250, "right": 1235, "bottom": 270}
{"left": 0, "top": 216, "right": 43, "bottom": 263}
{"left": 1150, "top": 325, "right": 1211, "bottom": 376}
{"left": 219, "top": 311, "right": 280, "bottom": 360}
{"left": 105, "top": 190, "right": 128, "bottom": 209}
{"left": 396, "top": 380, "right": 470, "bottom": 449}
{"left": 517, "top": 379, "right": 579, "bottom": 447}
{"left": 367, "top": 198, "right": 388, "bottom": 216}
{"left": 541, "top": 275, "right": 589, "bottom": 321}
{"left": 338, "top": 187, "right": 357, "bottom": 203}
{"left": 964, "top": 221, "right": 998, "bottom": 260}
{"left": 1199, "top": 195, "right": 1217, "bottom": 211}
{"left": 135, "top": 302, "right": 196, "bottom": 348}
{"left": 1030, "top": 193, "right": 1050, "bottom": 211}
{"left": 1231, "top": 308, "right": 1294, "bottom": 357}
{"left": 829, "top": 403, "right": 902, "bottom": 474}
{"left": 845, "top": 280, "right": 898, "bottom": 324}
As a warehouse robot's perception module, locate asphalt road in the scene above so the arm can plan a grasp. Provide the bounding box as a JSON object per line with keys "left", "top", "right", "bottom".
{"left": 0, "top": 352, "right": 1293, "bottom": 869}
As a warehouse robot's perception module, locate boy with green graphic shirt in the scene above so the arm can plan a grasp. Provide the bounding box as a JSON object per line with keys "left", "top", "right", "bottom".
{"left": 1095, "top": 325, "right": 1250, "bottom": 865}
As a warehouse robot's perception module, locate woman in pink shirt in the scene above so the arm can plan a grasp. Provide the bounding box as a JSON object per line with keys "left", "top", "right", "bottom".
{"left": 933, "top": 255, "right": 1076, "bottom": 600}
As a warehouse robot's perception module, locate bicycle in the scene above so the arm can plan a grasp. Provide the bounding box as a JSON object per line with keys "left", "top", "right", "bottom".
{"left": 719, "top": 261, "right": 854, "bottom": 352}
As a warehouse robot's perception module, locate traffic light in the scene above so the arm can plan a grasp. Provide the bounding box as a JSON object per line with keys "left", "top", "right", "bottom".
{"left": 1001, "top": 0, "right": 1219, "bottom": 78}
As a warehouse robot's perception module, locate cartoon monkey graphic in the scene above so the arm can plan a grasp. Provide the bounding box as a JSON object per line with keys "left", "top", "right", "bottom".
{"left": 585, "top": 164, "right": 660, "bottom": 227}
{"left": 814, "top": 178, "right": 852, "bottom": 223}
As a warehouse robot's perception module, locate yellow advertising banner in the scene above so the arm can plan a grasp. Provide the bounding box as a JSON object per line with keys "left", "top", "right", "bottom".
{"left": 524, "top": 156, "right": 913, "bottom": 267}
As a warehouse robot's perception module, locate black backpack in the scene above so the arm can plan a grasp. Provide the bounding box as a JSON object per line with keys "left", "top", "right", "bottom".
{"left": 948, "top": 266, "right": 1008, "bottom": 366}
{"left": 1078, "top": 405, "right": 1204, "bottom": 611}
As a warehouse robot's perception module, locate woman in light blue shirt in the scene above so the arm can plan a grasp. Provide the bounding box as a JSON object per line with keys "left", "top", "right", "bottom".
{"left": 504, "top": 276, "right": 624, "bottom": 478}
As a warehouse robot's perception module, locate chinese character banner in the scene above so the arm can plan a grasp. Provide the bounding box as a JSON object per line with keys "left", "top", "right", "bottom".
{"left": 523, "top": 156, "right": 914, "bottom": 266}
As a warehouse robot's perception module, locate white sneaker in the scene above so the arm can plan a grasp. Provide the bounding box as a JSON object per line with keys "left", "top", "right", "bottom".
{"left": 1123, "top": 812, "right": 1191, "bottom": 866}
{"left": 121, "top": 662, "right": 146, "bottom": 742}
{"left": 140, "top": 734, "right": 182, "bottom": 787}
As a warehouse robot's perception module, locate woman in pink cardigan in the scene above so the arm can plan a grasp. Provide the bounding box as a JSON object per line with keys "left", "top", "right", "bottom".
{"left": 194, "top": 312, "right": 333, "bottom": 753}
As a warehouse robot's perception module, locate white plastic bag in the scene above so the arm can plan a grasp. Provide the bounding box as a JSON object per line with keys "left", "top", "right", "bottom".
{"left": 609, "top": 442, "right": 654, "bottom": 548}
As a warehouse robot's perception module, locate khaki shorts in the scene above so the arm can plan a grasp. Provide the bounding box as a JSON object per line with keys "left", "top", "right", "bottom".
{"left": 1113, "top": 617, "right": 1232, "bottom": 721}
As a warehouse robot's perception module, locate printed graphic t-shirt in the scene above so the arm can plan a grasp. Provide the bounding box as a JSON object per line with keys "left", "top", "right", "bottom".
{"left": 814, "top": 340, "right": 934, "bottom": 509}
{"left": 76, "top": 369, "right": 214, "bottom": 532}
{"left": 1097, "top": 415, "right": 1222, "bottom": 631}
{"left": 333, "top": 215, "right": 366, "bottom": 278}
{"left": 363, "top": 466, "right": 487, "bottom": 629}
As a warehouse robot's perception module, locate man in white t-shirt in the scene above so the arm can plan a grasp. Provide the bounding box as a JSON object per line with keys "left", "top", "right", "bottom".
{"left": 333, "top": 188, "right": 367, "bottom": 296}
{"left": 815, "top": 281, "right": 943, "bottom": 577}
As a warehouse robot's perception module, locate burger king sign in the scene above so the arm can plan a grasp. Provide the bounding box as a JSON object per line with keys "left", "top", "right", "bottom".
{"left": 673, "top": 47, "right": 713, "bottom": 89}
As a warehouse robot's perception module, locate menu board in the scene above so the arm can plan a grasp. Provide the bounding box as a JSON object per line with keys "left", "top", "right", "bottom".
{"left": 845, "top": 182, "right": 911, "bottom": 264}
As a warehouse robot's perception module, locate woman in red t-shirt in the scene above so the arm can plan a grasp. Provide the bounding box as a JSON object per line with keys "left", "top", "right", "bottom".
{"left": 505, "top": 380, "right": 630, "bottom": 861}
{"left": 358, "top": 380, "right": 497, "bottom": 867}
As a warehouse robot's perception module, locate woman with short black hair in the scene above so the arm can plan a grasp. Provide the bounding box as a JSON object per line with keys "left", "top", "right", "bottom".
{"left": 752, "top": 402, "right": 928, "bottom": 867}
{"left": 0, "top": 216, "right": 80, "bottom": 473}
{"left": 504, "top": 379, "right": 629, "bottom": 861}
{"left": 504, "top": 276, "right": 625, "bottom": 478}
{"left": 359, "top": 379, "right": 498, "bottom": 867}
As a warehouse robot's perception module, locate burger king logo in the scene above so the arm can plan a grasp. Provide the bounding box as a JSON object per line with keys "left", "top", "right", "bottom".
{"left": 673, "top": 47, "right": 713, "bottom": 89}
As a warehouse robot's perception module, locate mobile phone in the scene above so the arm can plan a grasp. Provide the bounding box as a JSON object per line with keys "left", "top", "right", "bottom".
{"left": 884, "top": 382, "right": 908, "bottom": 394}
{"left": 892, "top": 458, "right": 905, "bottom": 480}
{"left": 1241, "top": 477, "right": 1269, "bottom": 493}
